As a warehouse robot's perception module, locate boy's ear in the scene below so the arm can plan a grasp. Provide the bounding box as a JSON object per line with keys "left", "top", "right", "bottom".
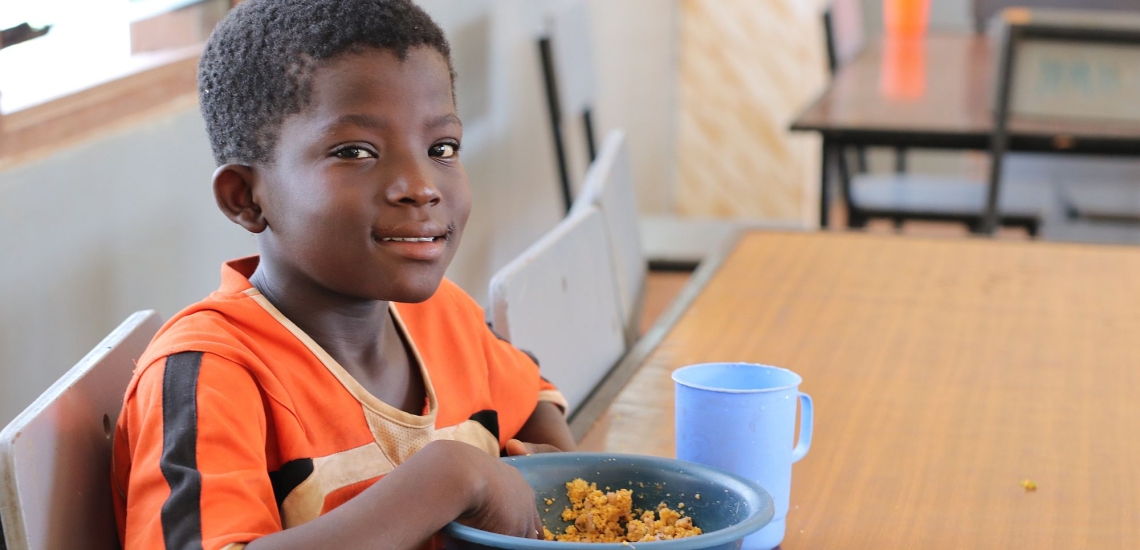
{"left": 213, "top": 164, "right": 268, "bottom": 234}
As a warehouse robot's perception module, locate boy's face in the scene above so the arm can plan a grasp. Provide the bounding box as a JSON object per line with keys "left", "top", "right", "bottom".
{"left": 255, "top": 46, "right": 470, "bottom": 303}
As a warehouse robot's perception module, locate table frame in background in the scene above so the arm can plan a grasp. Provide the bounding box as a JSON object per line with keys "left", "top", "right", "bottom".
{"left": 793, "top": 32, "right": 1140, "bottom": 231}
{"left": 578, "top": 230, "right": 1140, "bottom": 548}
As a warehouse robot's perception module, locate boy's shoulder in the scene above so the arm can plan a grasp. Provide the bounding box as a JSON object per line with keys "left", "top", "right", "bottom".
{"left": 128, "top": 273, "right": 490, "bottom": 393}
{"left": 136, "top": 275, "right": 483, "bottom": 371}
{"left": 134, "top": 286, "right": 271, "bottom": 379}
{"left": 133, "top": 256, "right": 280, "bottom": 370}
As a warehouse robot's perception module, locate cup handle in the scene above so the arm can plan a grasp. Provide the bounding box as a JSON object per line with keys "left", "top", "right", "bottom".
{"left": 791, "top": 392, "right": 813, "bottom": 463}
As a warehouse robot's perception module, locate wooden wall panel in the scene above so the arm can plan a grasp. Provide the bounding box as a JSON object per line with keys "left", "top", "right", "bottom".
{"left": 676, "top": 0, "right": 828, "bottom": 225}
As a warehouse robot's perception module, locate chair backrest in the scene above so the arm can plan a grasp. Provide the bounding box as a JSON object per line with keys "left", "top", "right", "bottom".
{"left": 489, "top": 205, "right": 625, "bottom": 415}
{"left": 824, "top": 0, "right": 865, "bottom": 74}
{"left": 973, "top": 0, "right": 1140, "bottom": 33}
{"left": 0, "top": 310, "right": 162, "bottom": 550}
{"left": 981, "top": 7, "right": 1140, "bottom": 231}
{"left": 539, "top": 0, "right": 600, "bottom": 212}
{"left": 569, "top": 130, "right": 646, "bottom": 346}
{"left": 1003, "top": 8, "right": 1140, "bottom": 123}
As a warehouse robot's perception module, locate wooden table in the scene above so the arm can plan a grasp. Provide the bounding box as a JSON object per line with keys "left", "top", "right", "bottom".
{"left": 791, "top": 33, "right": 1140, "bottom": 227}
{"left": 576, "top": 231, "right": 1140, "bottom": 548}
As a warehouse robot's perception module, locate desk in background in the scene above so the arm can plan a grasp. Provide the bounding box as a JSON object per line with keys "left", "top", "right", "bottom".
{"left": 793, "top": 33, "right": 1140, "bottom": 228}
{"left": 579, "top": 231, "right": 1140, "bottom": 548}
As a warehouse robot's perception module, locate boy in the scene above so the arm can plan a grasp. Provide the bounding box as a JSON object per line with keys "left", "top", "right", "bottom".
{"left": 111, "top": 1, "right": 576, "bottom": 548}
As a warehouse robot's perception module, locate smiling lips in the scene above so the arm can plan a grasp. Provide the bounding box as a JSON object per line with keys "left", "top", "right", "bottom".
{"left": 379, "top": 237, "right": 437, "bottom": 242}
{"left": 373, "top": 230, "right": 448, "bottom": 261}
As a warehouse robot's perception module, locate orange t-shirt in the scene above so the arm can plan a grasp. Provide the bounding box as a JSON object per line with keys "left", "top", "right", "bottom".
{"left": 111, "top": 256, "right": 567, "bottom": 550}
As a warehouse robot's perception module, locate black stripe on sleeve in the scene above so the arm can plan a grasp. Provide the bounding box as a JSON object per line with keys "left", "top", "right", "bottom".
{"left": 268, "top": 458, "right": 314, "bottom": 509}
{"left": 469, "top": 410, "right": 500, "bottom": 442}
{"left": 160, "top": 351, "right": 204, "bottom": 550}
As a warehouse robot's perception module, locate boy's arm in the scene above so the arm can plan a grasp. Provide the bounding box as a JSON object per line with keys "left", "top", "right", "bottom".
{"left": 505, "top": 401, "right": 577, "bottom": 455}
{"left": 121, "top": 352, "right": 543, "bottom": 550}
{"left": 246, "top": 440, "right": 542, "bottom": 550}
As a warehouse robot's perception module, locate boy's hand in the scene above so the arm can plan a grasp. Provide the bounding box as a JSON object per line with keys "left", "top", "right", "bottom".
{"left": 511, "top": 401, "right": 577, "bottom": 453}
{"left": 452, "top": 441, "right": 543, "bottom": 539}
{"left": 504, "top": 438, "right": 563, "bottom": 456}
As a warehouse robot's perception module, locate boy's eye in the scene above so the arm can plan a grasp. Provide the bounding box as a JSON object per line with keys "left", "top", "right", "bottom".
{"left": 430, "top": 143, "right": 459, "bottom": 159}
{"left": 334, "top": 146, "right": 374, "bottom": 159}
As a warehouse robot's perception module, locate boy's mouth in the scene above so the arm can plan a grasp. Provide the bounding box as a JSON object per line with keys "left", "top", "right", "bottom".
{"left": 371, "top": 224, "right": 451, "bottom": 243}
{"left": 378, "top": 236, "right": 440, "bottom": 242}
{"left": 371, "top": 226, "right": 452, "bottom": 262}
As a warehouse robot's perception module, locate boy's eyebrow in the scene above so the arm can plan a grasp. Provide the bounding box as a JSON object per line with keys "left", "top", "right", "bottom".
{"left": 427, "top": 113, "right": 462, "bottom": 129}
{"left": 327, "top": 113, "right": 386, "bottom": 131}
{"left": 323, "top": 113, "right": 461, "bottom": 132}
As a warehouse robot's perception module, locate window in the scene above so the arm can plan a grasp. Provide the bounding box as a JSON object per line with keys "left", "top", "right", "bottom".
{"left": 0, "top": 0, "right": 230, "bottom": 167}
{"left": 0, "top": 0, "right": 228, "bottom": 114}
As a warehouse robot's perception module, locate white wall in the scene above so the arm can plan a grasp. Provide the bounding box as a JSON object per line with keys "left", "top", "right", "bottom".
{"left": 0, "top": 105, "right": 256, "bottom": 425}
{"left": 586, "top": 0, "right": 679, "bottom": 215}
{"left": 0, "top": 0, "right": 678, "bottom": 426}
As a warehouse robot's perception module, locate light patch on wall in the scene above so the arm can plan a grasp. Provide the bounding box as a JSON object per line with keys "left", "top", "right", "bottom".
{"left": 675, "top": 0, "right": 827, "bottom": 224}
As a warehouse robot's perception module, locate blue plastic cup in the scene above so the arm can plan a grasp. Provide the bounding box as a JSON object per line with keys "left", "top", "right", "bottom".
{"left": 673, "top": 363, "right": 813, "bottom": 550}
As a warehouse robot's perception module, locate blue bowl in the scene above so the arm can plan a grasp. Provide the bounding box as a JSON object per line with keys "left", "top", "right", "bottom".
{"left": 442, "top": 453, "right": 774, "bottom": 550}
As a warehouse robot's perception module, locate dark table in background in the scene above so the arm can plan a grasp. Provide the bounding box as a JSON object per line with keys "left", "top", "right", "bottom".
{"left": 792, "top": 33, "right": 1140, "bottom": 227}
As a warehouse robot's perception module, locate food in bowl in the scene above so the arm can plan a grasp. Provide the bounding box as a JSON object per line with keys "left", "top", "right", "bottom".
{"left": 441, "top": 453, "right": 774, "bottom": 550}
{"left": 543, "top": 478, "right": 702, "bottom": 543}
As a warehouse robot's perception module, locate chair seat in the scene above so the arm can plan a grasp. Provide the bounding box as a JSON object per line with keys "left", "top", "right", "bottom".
{"left": 1062, "top": 186, "right": 1140, "bottom": 224}
{"left": 849, "top": 174, "right": 1052, "bottom": 228}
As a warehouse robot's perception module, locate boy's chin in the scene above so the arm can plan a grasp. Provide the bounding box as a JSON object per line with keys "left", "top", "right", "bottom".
{"left": 380, "top": 278, "right": 445, "bottom": 304}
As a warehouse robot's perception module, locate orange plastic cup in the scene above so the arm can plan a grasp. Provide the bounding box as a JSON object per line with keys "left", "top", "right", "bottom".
{"left": 883, "top": 0, "right": 931, "bottom": 38}
{"left": 879, "top": 37, "right": 927, "bottom": 100}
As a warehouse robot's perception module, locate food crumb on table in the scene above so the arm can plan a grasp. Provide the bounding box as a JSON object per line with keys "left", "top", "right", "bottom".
{"left": 1021, "top": 479, "right": 1037, "bottom": 491}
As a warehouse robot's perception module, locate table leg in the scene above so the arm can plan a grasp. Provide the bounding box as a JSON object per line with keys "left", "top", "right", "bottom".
{"left": 820, "top": 137, "right": 831, "bottom": 229}
{"left": 980, "top": 155, "right": 1003, "bottom": 235}
{"left": 835, "top": 141, "right": 855, "bottom": 228}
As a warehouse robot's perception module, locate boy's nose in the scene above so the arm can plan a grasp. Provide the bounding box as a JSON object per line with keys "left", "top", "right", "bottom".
{"left": 386, "top": 159, "right": 442, "bottom": 207}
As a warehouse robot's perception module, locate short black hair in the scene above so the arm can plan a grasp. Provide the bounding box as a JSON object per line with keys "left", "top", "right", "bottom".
{"left": 198, "top": 0, "right": 453, "bottom": 165}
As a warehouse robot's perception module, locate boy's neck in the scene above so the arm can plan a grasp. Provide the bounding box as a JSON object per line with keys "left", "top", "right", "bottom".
{"left": 248, "top": 255, "right": 426, "bottom": 415}
{"left": 249, "top": 256, "right": 391, "bottom": 361}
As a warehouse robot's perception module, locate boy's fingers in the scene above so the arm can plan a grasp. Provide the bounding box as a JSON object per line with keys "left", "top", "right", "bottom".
{"left": 505, "top": 439, "right": 563, "bottom": 456}
{"left": 504, "top": 438, "right": 530, "bottom": 456}
{"left": 533, "top": 511, "right": 544, "bottom": 539}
